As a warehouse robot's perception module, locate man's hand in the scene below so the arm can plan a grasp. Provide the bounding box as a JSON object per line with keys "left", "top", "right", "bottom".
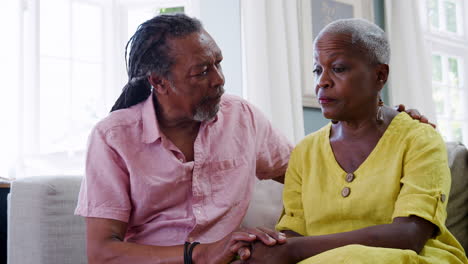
{"left": 394, "top": 104, "right": 436, "bottom": 128}
{"left": 195, "top": 227, "right": 286, "bottom": 264}
{"left": 195, "top": 230, "right": 256, "bottom": 264}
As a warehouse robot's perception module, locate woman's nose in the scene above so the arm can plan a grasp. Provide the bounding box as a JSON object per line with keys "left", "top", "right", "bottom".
{"left": 317, "top": 70, "right": 332, "bottom": 89}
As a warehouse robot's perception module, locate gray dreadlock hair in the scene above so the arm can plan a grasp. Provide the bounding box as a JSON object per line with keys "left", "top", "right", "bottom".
{"left": 111, "top": 14, "right": 202, "bottom": 112}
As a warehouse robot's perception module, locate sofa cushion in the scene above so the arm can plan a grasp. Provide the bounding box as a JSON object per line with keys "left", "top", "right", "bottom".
{"left": 445, "top": 142, "right": 468, "bottom": 251}
{"left": 7, "top": 175, "right": 86, "bottom": 264}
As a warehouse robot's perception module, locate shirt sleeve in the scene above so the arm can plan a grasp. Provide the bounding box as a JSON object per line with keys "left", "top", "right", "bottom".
{"left": 275, "top": 148, "right": 306, "bottom": 235}
{"left": 249, "top": 103, "right": 294, "bottom": 180}
{"left": 74, "top": 126, "right": 132, "bottom": 222}
{"left": 391, "top": 125, "right": 451, "bottom": 235}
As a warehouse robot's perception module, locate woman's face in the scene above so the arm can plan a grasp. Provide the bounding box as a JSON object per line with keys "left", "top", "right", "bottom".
{"left": 313, "top": 32, "right": 383, "bottom": 121}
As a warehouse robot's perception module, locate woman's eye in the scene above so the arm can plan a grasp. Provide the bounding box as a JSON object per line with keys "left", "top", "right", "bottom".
{"left": 313, "top": 68, "right": 322, "bottom": 75}
{"left": 199, "top": 70, "right": 208, "bottom": 76}
{"left": 333, "top": 67, "right": 346, "bottom": 73}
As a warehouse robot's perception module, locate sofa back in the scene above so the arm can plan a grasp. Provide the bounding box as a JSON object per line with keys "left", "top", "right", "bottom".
{"left": 445, "top": 142, "right": 468, "bottom": 251}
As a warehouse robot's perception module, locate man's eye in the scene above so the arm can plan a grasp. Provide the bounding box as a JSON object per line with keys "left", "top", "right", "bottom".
{"left": 198, "top": 70, "right": 208, "bottom": 76}
{"left": 312, "top": 68, "right": 322, "bottom": 75}
{"left": 333, "top": 67, "right": 346, "bottom": 73}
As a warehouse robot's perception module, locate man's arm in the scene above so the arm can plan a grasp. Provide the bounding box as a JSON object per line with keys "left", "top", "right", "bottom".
{"left": 87, "top": 218, "right": 286, "bottom": 264}
{"left": 86, "top": 218, "right": 255, "bottom": 264}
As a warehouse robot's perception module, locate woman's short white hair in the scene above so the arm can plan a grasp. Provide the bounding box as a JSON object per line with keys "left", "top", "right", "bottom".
{"left": 314, "top": 18, "right": 390, "bottom": 64}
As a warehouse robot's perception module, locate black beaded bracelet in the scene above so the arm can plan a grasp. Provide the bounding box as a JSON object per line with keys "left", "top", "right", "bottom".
{"left": 184, "top": 241, "right": 200, "bottom": 264}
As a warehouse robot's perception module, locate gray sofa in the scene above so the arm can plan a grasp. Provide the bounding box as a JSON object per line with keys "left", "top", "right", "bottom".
{"left": 7, "top": 142, "right": 468, "bottom": 264}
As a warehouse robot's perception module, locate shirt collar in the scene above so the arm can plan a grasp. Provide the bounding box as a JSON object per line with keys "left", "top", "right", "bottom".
{"left": 141, "top": 92, "right": 162, "bottom": 144}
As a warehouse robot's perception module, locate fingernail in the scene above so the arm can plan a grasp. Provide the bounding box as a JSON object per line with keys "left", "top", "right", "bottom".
{"left": 249, "top": 234, "right": 256, "bottom": 238}
{"left": 279, "top": 234, "right": 286, "bottom": 239}
{"left": 269, "top": 237, "right": 276, "bottom": 243}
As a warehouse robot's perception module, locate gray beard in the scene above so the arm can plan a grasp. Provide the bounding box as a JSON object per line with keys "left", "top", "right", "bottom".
{"left": 193, "top": 103, "right": 220, "bottom": 122}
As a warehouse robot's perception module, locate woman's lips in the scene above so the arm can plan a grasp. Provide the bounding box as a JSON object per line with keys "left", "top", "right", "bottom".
{"left": 318, "top": 97, "right": 336, "bottom": 104}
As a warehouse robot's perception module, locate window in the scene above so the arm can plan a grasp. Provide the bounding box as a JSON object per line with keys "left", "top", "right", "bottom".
{"left": 2, "top": 0, "right": 195, "bottom": 179}
{"left": 424, "top": 0, "right": 468, "bottom": 145}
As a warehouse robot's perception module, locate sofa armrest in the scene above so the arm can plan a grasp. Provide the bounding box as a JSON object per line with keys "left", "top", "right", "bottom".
{"left": 7, "top": 175, "right": 86, "bottom": 264}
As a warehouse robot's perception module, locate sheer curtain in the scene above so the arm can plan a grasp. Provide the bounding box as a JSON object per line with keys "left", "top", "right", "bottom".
{"left": 384, "top": 0, "right": 437, "bottom": 122}
{"left": 0, "top": 0, "right": 22, "bottom": 179}
{"left": 240, "top": 0, "right": 305, "bottom": 144}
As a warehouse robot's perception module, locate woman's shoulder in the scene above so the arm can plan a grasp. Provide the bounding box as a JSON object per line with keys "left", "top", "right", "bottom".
{"left": 294, "top": 123, "right": 331, "bottom": 153}
{"left": 392, "top": 112, "right": 442, "bottom": 141}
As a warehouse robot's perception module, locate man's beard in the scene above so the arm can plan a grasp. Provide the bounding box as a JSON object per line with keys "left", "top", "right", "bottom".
{"left": 193, "top": 86, "right": 225, "bottom": 122}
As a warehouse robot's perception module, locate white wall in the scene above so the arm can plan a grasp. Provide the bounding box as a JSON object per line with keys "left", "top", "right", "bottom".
{"left": 199, "top": 0, "right": 243, "bottom": 96}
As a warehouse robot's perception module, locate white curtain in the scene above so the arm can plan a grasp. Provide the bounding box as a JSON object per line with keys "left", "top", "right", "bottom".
{"left": 0, "top": 0, "right": 22, "bottom": 179}
{"left": 240, "top": 0, "right": 305, "bottom": 143}
{"left": 385, "top": 0, "right": 436, "bottom": 122}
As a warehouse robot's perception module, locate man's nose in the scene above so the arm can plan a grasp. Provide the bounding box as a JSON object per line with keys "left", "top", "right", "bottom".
{"left": 211, "top": 66, "right": 225, "bottom": 88}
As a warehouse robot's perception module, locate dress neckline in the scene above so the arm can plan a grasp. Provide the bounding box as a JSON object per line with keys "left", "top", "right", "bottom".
{"left": 323, "top": 112, "right": 406, "bottom": 175}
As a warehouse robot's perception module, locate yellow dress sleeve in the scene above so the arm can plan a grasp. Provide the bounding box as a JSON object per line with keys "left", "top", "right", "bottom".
{"left": 392, "top": 124, "right": 451, "bottom": 234}
{"left": 276, "top": 147, "right": 307, "bottom": 235}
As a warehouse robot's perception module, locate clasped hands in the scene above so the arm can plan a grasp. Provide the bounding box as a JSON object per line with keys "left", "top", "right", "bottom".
{"left": 198, "top": 226, "right": 296, "bottom": 264}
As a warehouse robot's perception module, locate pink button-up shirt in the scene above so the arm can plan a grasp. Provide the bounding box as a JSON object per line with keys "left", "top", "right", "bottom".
{"left": 75, "top": 93, "right": 292, "bottom": 246}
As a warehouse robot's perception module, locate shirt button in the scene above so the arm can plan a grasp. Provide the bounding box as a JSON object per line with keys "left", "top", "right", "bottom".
{"left": 345, "top": 173, "right": 355, "bottom": 183}
{"left": 188, "top": 236, "right": 194, "bottom": 242}
{"left": 341, "top": 187, "right": 351, "bottom": 197}
{"left": 179, "top": 158, "right": 183, "bottom": 162}
{"left": 440, "top": 194, "right": 446, "bottom": 202}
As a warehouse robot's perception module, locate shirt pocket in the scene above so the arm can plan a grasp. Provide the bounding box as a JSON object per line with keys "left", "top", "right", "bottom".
{"left": 206, "top": 158, "right": 250, "bottom": 207}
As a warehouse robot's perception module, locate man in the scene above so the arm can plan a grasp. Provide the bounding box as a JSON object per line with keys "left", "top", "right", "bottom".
{"left": 76, "top": 14, "right": 289, "bottom": 264}
{"left": 75, "top": 14, "right": 433, "bottom": 264}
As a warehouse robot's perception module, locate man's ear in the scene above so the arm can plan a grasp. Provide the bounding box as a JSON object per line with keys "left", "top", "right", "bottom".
{"left": 375, "top": 64, "right": 389, "bottom": 86}
{"left": 148, "top": 73, "right": 169, "bottom": 95}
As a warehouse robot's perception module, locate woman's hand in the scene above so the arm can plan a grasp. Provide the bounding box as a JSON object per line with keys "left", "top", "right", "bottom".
{"left": 233, "top": 240, "right": 296, "bottom": 264}
{"left": 236, "top": 227, "right": 287, "bottom": 261}
{"left": 394, "top": 104, "right": 436, "bottom": 128}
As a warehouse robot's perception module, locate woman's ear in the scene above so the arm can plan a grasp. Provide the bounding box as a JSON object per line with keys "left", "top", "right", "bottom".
{"left": 148, "top": 73, "right": 168, "bottom": 95}
{"left": 376, "top": 64, "right": 389, "bottom": 86}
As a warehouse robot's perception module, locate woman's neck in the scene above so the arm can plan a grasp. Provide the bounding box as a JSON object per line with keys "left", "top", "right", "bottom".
{"left": 330, "top": 106, "right": 397, "bottom": 141}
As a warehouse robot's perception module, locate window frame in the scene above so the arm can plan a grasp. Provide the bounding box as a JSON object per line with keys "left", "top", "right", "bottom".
{"left": 423, "top": 0, "right": 468, "bottom": 144}
{"left": 15, "top": 0, "right": 194, "bottom": 178}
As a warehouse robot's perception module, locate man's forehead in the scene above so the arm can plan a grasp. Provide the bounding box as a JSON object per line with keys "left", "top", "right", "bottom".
{"left": 168, "top": 30, "right": 222, "bottom": 59}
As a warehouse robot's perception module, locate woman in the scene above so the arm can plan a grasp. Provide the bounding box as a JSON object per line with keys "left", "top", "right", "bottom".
{"left": 242, "top": 19, "right": 468, "bottom": 264}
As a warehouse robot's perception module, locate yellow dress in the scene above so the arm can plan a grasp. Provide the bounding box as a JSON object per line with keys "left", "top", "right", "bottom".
{"left": 276, "top": 113, "right": 468, "bottom": 264}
